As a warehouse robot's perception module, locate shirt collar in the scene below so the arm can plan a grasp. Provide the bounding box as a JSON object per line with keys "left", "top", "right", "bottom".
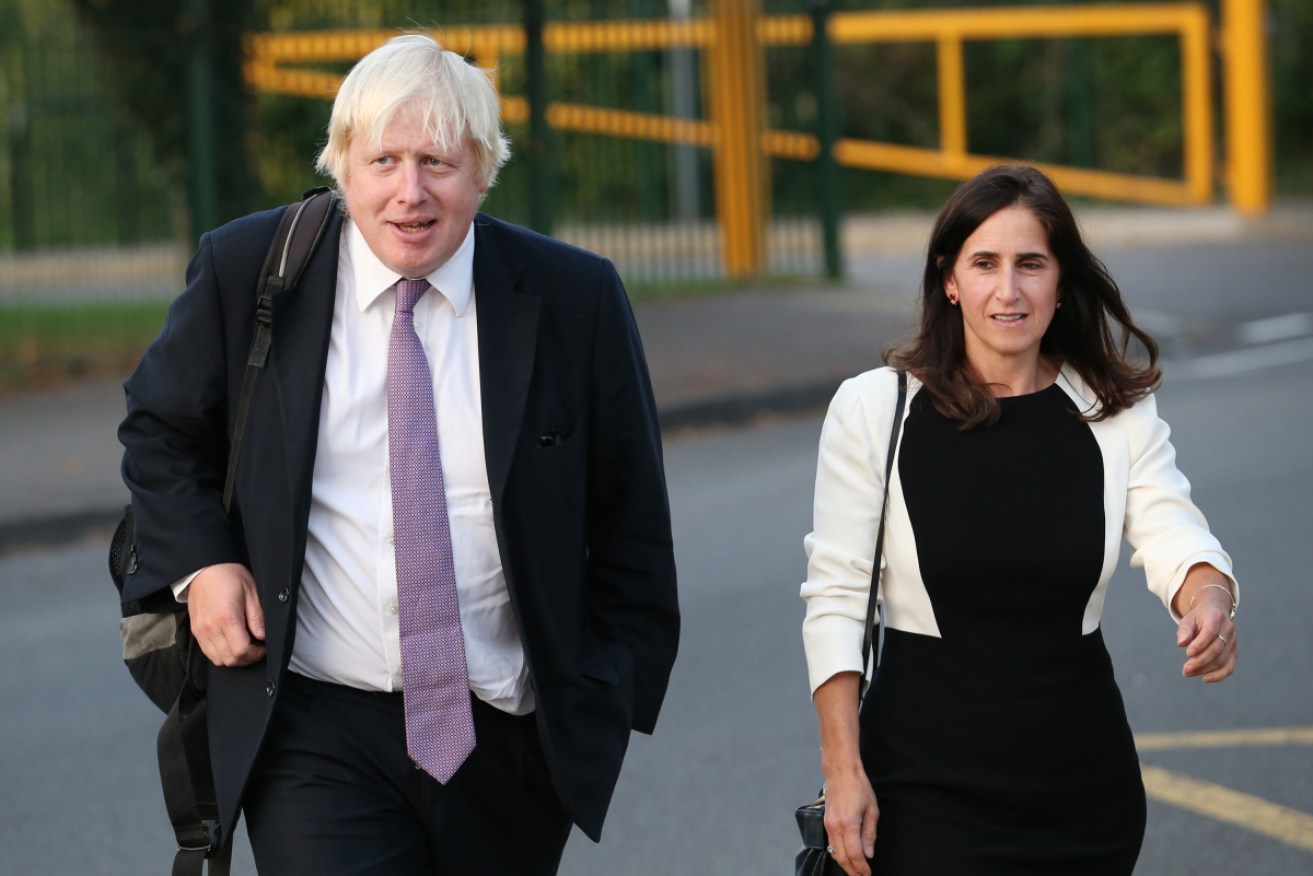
{"left": 346, "top": 218, "right": 475, "bottom": 316}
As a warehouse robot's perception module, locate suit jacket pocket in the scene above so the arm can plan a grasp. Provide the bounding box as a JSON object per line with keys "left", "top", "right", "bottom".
{"left": 578, "top": 648, "right": 620, "bottom": 686}
{"left": 533, "top": 416, "right": 581, "bottom": 449}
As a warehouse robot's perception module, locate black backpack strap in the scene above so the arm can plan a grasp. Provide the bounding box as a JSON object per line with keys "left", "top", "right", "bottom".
{"left": 159, "top": 679, "right": 229, "bottom": 876}
{"left": 162, "top": 186, "right": 335, "bottom": 875}
{"left": 223, "top": 186, "right": 337, "bottom": 508}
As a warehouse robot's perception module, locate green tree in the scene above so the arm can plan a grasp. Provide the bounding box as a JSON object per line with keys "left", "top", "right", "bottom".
{"left": 67, "top": 0, "right": 261, "bottom": 229}
{"left": 1269, "top": 0, "right": 1313, "bottom": 192}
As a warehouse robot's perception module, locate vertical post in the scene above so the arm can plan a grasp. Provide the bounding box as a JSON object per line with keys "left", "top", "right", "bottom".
{"left": 186, "top": 0, "right": 218, "bottom": 244}
{"left": 115, "top": 121, "right": 140, "bottom": 244}
{"left": 709, "top": 0, "right": 767, "bottom": 279}
{"left": 1181, "top": 6, "right": 1214, "bottom": 204}
{"left": 1222, "top": 0, "right": 1272, "bottom": 215}
{"left": 8, "top": 104, "right": 34, "bottom": 250}
{"left": 667, "top": 0, "right": 701, "bottom": 223}
{"left": 1065, "top": 38, "right": 1095, "bottom": 169}
{"left": 634, "top": 0, "right": 662, "bottom": 222}
{"left": 524, "top": 0, "right": 555, "bottom": 235}
{"left": 936, "top": 34, "right": 967, "bottom": 158}
{"left": 810, "top": 0, "right": 842, "bottom": 280}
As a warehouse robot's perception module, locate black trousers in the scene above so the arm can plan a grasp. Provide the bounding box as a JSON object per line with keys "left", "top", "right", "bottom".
{"left": 243, "top": 673, "right": 572, "bottom": 876}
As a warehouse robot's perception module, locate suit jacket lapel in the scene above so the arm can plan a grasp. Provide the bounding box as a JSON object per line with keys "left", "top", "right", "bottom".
{"left": 473, "top": 215, "right": 540, "bottom": 504}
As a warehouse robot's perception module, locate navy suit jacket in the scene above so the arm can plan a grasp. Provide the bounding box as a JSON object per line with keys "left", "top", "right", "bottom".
{"left": 119, "top": 203, "right": 680, "bottom": 841}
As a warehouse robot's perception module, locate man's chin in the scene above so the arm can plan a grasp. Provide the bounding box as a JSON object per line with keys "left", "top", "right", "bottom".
{"left": 380, "top": 251, "right": 443, "bottom": 280}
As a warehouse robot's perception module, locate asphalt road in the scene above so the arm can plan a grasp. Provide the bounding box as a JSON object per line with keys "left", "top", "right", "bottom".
{"left": 2, "top": 235, "right": 1311, "bottom": 874}
{"left": 1, "top": 356, "right": 1309, "bottom": 875}
{"left": 559, "top": 357, "right": 1313, "bottom": 876}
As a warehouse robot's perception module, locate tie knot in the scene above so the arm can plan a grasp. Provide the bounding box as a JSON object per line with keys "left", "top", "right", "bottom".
{"left": 395, "top": 278, "right": 430, "bottom": 314}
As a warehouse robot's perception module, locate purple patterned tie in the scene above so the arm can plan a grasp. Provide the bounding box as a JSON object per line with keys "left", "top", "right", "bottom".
{"left": 388, "top": 277, "right": 475, "bottom": 783}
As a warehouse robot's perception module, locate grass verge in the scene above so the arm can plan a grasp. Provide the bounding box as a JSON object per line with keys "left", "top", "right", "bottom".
{"left": 0, "top": 300, "right": 168, "bottom": 392}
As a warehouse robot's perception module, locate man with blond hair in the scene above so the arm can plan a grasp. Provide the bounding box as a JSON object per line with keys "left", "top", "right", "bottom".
{"left": 119, "top": 33, "right": 679, "bottom": 874}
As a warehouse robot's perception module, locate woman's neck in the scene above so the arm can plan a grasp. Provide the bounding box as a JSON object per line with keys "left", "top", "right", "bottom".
{"left": 970, "top": 354, "right": 1060, "bottom": 398}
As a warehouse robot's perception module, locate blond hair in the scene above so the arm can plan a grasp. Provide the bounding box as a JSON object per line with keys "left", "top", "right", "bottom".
{"left": 315, "top": 33, "right": 510, "bottom": 189}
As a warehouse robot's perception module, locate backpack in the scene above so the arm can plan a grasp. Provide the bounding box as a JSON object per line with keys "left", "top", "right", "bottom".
{"left": 109, "top": 187, "right": 337, "bottom": 876}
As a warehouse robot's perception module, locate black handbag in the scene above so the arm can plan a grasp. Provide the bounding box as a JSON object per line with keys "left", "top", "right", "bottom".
{"left": 794, "top": 370, "right": 906, "bottom": 876}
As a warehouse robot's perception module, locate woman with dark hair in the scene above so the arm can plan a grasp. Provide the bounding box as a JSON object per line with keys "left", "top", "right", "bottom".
{"left": 801, "top": 164, "right": 1238, "bottom": 876}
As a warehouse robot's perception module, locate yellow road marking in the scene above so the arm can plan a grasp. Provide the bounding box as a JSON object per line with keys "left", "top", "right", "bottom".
{"left": 1141, "top": 765, "right": 1313, "bottom": 853}
{"left": 1136, "top": 726, "right": 1313, "bottom": 751}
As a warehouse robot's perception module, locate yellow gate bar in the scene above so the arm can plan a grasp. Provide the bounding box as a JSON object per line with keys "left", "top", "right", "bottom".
{"left": 937, "top": 35, "right": 967, "bottom": 157}
{"left": 708, "top": 0, "right": 767, "bottom": 278}
{"left": 245, "top": 3, "right": 1220, "bottom": 220}
{"left": 1222, "top": 0, "right": 1272, "bottom": 214}
{"left": 827, "top": 4, "right": 1209, "bottom": 41}
{"left": 1180, "top": 5, "right": 1213, "bottom": 204}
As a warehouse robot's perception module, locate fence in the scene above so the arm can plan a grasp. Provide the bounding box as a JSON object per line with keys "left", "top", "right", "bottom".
{"left": 0, "top": 0, "right": 1275, "bottom": 388}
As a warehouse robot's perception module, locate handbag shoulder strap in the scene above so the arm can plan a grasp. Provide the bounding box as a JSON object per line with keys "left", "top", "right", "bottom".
{"left": 857, "top": 369, "right": 907, "bottom": 700}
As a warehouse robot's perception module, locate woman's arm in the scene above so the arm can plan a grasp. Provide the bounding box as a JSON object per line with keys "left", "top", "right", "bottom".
{"left": 802, "top": 373, "right": 895, "bottom": 691}
{"left": 814, "top": 672, "right": 877, "bottom": 876}
{"left": 802, "top": 372, "right": 901, "bottom": 874}
{"left": 1119, "top": 394, "right": 1238, "bottom": 682}
{"left": 1121, "top": 395, "right": 1237, "bottom": 609}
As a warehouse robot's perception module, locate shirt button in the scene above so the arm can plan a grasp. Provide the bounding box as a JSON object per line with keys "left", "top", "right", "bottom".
{"left": 386, "top": 535, "right": 395, "bottom": 546}
{"left": 388, "top": 601, "right": 398, "bottom": 615}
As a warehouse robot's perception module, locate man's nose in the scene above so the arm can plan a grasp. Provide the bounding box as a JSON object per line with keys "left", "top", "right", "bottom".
{"left": 396, "top": 161, "right": 427, "bottom": 202}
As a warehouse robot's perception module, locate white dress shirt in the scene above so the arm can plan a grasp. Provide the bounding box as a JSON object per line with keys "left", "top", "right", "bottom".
{"left": 287, "top": 218, "right": 532, "bottom": 713}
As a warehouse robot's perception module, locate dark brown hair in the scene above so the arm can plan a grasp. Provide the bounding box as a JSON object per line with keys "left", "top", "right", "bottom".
{"left": 885, "top": 164, "right": 1161, "bottom": 428}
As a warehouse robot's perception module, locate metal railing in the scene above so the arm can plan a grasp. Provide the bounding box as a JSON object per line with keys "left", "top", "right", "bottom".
{"left": 244, "top": 1, "right": 1265, "bottom": 278}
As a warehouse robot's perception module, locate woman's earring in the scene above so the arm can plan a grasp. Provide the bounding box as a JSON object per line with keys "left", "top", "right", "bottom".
{"left": 948, "top": 295, "right": 958, "bottom": 306}
{"left": 1056, "top": 301, "right": 1063, "bottom": 309}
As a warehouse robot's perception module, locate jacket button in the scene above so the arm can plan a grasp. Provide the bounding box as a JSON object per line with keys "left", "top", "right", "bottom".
{"left": 266, "top": 681, "right": 276, "bottom": 697}
{"left": 277, "top": 587, "right": 290, "bottom": 603}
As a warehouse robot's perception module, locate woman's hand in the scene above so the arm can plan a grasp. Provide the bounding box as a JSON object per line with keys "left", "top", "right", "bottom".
{"left": 813, "top": 672, "right": 879, "bottom": 875}
{"left": 821, "top": 766, "right": 878, "bottom": 876}
{"left": 1173, "top": 565, "right": 1237, "bottom": 683}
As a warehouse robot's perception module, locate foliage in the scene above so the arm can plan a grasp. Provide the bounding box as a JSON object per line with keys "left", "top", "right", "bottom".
{"left": 0, "top": 0, "right": 178, "bottom": 249}
{"left": 66, "top": 0, "right": 261, "bottom": 228}
{"left": 1268, "top": 0, "right": 1313, "bottom": 190}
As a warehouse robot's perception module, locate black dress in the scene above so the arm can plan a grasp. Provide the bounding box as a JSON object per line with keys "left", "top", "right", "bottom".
{"left": 859, "top": 384, "right": 1146, "bottom": 874}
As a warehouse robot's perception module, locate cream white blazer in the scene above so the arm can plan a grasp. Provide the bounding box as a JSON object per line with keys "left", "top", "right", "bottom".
{"left": 801, "top": 365, "right": 1237, "bottom": 695}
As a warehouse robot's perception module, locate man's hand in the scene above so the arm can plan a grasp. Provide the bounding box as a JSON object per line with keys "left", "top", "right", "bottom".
{"left": 188, "top": 563, "right": 267, "bottom": 666}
